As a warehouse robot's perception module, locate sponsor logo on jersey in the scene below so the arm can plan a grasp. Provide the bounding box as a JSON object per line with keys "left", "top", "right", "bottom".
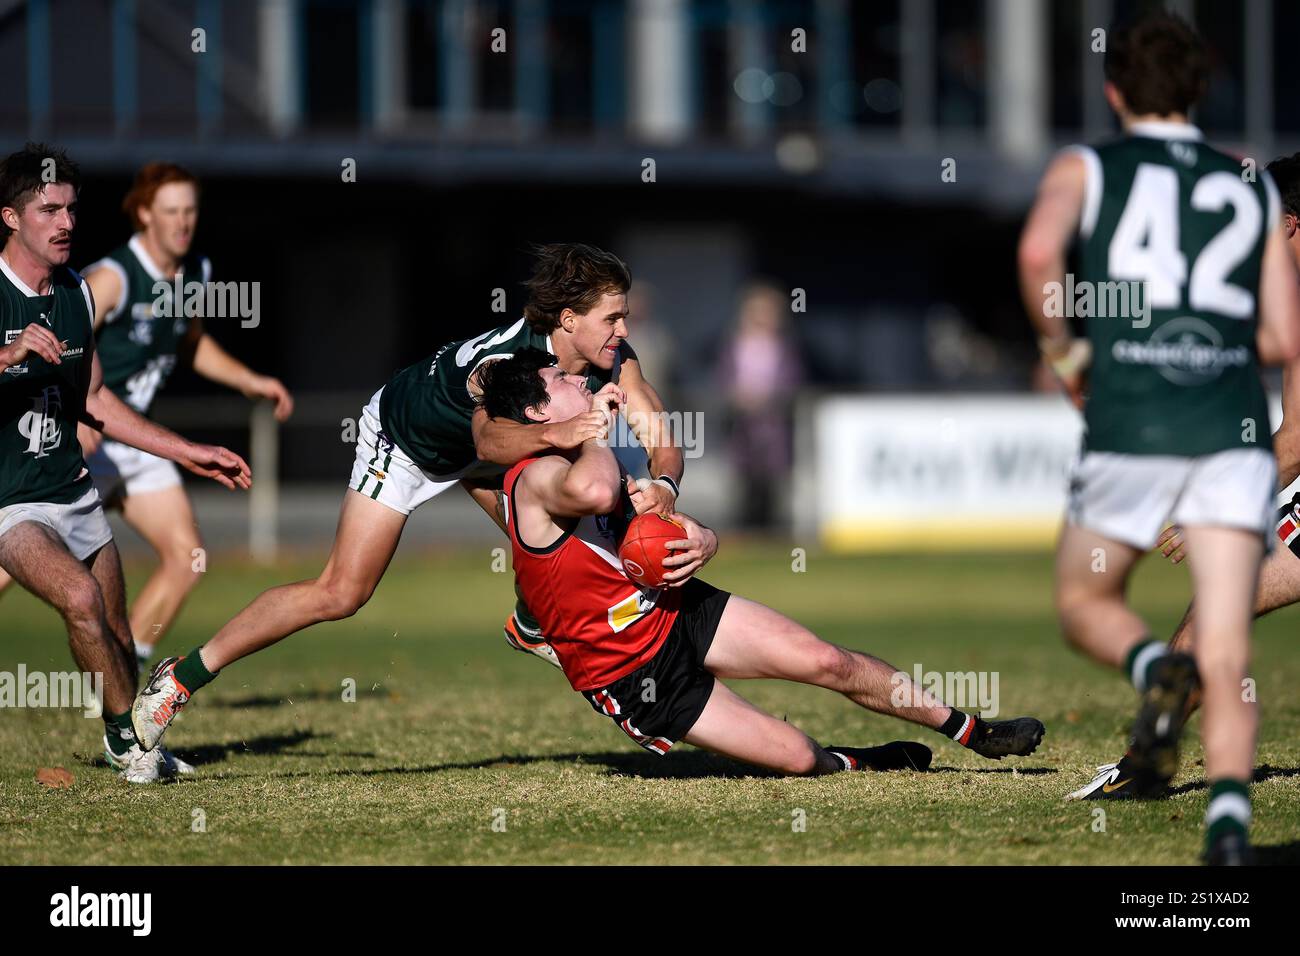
{"left": 1111, "top": 316, "right": 1250, "bottom": 386}
{"left": 129, "top": 302, "right": 156, "bottom": 345}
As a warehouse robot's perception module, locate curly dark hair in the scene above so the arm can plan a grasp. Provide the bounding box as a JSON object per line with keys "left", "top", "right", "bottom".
{"left": 477, "top": 348, "right": 559, "bottom": 423}
{"left": 0, "top": 143, "right": 81, "bottom": 238}
{"left": 1104, "top": 11, "right": 1207, "bottom": 117}
{"left": 523, "top": 243, "right": 631, "bottom": 334}
{"left": 1267, "top": 153, "right": 1300, "bottom": 217}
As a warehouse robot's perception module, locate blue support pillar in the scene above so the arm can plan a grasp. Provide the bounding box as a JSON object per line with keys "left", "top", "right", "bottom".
{"left": 113, "top": 0, "right": 137, "bottom": 136}
{"left": 514, "top": 0, "right": 548, "bottom": 133}
{"left": 591, "top": 0, "right": 624, "bottom": 130}
{"left": 27, "top": 0, "right": 51, "bottom": 138}
{"left": 196, "top": 0, "right": 223, "bottom": 136}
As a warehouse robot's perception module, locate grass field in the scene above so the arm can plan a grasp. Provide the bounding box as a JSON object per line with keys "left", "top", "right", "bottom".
{"left": 2, "top": 543, "right": 1298, "bottom": 865}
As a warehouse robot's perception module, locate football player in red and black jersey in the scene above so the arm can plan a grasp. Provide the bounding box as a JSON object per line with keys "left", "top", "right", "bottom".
{"left": 480, "top": 348, "right": 1046, "bottom": 773}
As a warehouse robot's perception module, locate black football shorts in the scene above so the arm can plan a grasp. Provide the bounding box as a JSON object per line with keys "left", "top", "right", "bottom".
{"left": 582, "top": 579, "right": 731, "bottom": 755}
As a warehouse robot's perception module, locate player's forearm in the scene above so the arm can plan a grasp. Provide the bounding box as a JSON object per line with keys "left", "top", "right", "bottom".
{"left": 646, "top": 443, "right": 684, "bottom": 486}
{"left": 563, "top": 439, "right": 622, "bottom": 509}
{"left": 84, "top": 387, "right": 192, "bottom": 463}
{"left": 192, "top": 334, "right": 256, "bottom": 392}
{"left": 1275, "top": 426, "right": 1300, "bottom": 489}
{"left": 1017, "top": 253, "right": 1069, "bottom": 344}
{"left": 474, "top": 415, "right": 555, "bottom": 466}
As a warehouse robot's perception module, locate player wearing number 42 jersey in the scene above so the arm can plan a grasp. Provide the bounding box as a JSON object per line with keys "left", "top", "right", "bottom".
{"left": 473, "top": 348, "right": 1045, "bottom": 774}
{"left": 1019, "top": 13, "right": 1300, "bottom": 864}
{"left": 0, "top": 163, "right": 294, "bottom": 671}
{"left": 1072, "top": 152, "right": 1300, "bottom": 802}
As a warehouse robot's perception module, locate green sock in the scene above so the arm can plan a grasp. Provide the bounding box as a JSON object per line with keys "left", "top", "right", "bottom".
{"left": 1124, "top": 638, "right": 1165, "bottom": 692}
{"left": 103, "top": 710, "right": 134, "bottom": 756}
{"left": 1205, "top": 778, "right": 1250, "bottom": 844}
{"left": 173, "top": 647, "right": 218, "bottom": 693}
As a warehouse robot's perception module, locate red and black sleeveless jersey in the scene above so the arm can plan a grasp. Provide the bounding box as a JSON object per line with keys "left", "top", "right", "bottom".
{"left": 505, "top": 456, "right": 681, "bottom": 691}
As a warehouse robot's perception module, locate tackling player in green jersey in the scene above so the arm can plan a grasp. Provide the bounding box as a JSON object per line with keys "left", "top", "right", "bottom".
{"left": 131, "top": 244, "right": 691, "bottom": 753}
{"left": 0, "top": 163, "right": 294, "bottom": 670}
{"left": 0, "top": 144, "right": 251, "bottom": 782}
{"left": 1019, "top": 13, "right": 1300, "bottom": 864}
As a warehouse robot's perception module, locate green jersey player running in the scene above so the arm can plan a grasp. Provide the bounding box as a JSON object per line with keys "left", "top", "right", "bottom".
{"left": 0, "top": 144, "right": 252, "bottom": 782}
{"left": 0, "top": 162, "right": 294, "bottom": 670}
{"left": 131, "top": 243, "right": 691, "bottom": 752}
{"left": 1019, "top": 12, "right": 1300, "bottom": 865}
{"left": 1070, "top": 151, "right": 1300, "bottom": 806}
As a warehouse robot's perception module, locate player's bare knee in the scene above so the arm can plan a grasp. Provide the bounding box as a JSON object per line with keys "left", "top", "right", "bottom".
{"left": 61, "top": 582, "right": 106, "bottom": 631}
{"left": 781, "top": 741, "right": 822, "bottom": 776}
{"left": 809, "top": 642, "right": 853, "bottom": 687}
{"left": 314, "top": 577, "right": 369, "bottom": 621}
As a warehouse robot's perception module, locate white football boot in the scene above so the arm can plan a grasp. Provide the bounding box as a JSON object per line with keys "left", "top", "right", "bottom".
{"left": 503, "top": 613, "right": 562, "bottom": 669}
{"left": 132, "top": 656, "right": 191, "bottom": 751}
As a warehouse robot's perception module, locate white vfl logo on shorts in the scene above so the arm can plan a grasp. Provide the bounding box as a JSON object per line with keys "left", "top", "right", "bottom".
{"left": 49, "top": 886, "right": 152, "bottom": 936}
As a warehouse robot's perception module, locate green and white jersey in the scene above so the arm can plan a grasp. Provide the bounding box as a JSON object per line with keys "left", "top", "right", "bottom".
{"left": 0, "top": 257, "right": 96, "bottom": 509}
{"left": 1072, "top": 122, "right": 1278, "bottom": 457}
{"left": 86, "top": 234, "right": 211, "bottom": 416}
{"left": 379, "top": 316, "right": 618, "bottom": 475}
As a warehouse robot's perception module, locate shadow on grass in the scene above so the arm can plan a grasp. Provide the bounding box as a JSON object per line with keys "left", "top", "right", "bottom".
{"left": 206, "top": 749, "right": 1055, "bottom": 782}
{"left": 205, "top": 690, "right": 353, "bottom": 709}
{"left": 1256, "top": 840, "right": 1300, "bottom": 865}
{"left": 1167, "top": 764, "right": 1300, "bottom": 797}
{"left": 173, "top": 730, "right": 374, "bottom": 766}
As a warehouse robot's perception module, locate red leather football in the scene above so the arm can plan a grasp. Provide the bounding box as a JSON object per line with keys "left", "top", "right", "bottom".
{"left": 619, "top": 513, "right": 685, "bottom": 588}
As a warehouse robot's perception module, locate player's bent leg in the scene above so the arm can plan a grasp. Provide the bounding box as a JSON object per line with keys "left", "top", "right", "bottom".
{"left": 206, "top": 489, "right": 407, "bottom": 669}
{"left": 1054, "top": 524, "right": 1146, "bottom": 669}
{"left": 121, "top": 485, "right": 204, "bottom": 658}
{"left": 702, "top": 595, "right": 1043, "bottom": 758}
{"left": 681, "top": 678, "right": 839, "bottom": 775}
{"left": 0, "top": 522, "right": 171, "bottom": 781}
{"left": 0, "top": 521, "right": 136, "bottom": 716}
{"left": 133, "top": 491, "right": 407, "bottom": 750}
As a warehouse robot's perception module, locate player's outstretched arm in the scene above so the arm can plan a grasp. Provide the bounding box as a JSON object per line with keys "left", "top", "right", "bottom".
{"left": 82, "top": 351, "right": 252, "bottom": 490}
{"left": 187, "top": 322, "right": 294, "bottom": 421}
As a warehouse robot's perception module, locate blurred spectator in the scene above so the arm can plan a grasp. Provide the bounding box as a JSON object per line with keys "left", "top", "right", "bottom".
{"left": 718, "top": 282, "right": 804, "bottom": 529}
{"left": 626, "top": 280, "right": 674, "bottom": 402}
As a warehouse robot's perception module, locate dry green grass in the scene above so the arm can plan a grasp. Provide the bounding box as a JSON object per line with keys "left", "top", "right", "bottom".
{"left": 2, "top": 545, "right": 1298, "bottom": 864}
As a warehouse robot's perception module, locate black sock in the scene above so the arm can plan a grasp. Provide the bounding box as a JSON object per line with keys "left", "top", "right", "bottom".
{"left": 938, "top": 708, "right": 977, "bottom": 746}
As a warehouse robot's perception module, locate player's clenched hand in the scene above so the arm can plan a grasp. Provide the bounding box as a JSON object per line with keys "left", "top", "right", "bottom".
{"left": 179, "top": 443, "right": 252, "bottom": 491}
{"left": 592, "top": 381, "right": 626, "bottom": 412}
{"left": 544, "top": 409, "right": 611, "bottom": 448}
{"left": 660, "top": 512, "right": 718, "bottom": 586}
{"left": 1156, "top": 525, "right": 1186, "bottom": 565}
{"left": 0, "top": 323, "right": 65, "bottom": 369}
{"left": 625, "top": 475, "right": 675, "bottom": 516}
